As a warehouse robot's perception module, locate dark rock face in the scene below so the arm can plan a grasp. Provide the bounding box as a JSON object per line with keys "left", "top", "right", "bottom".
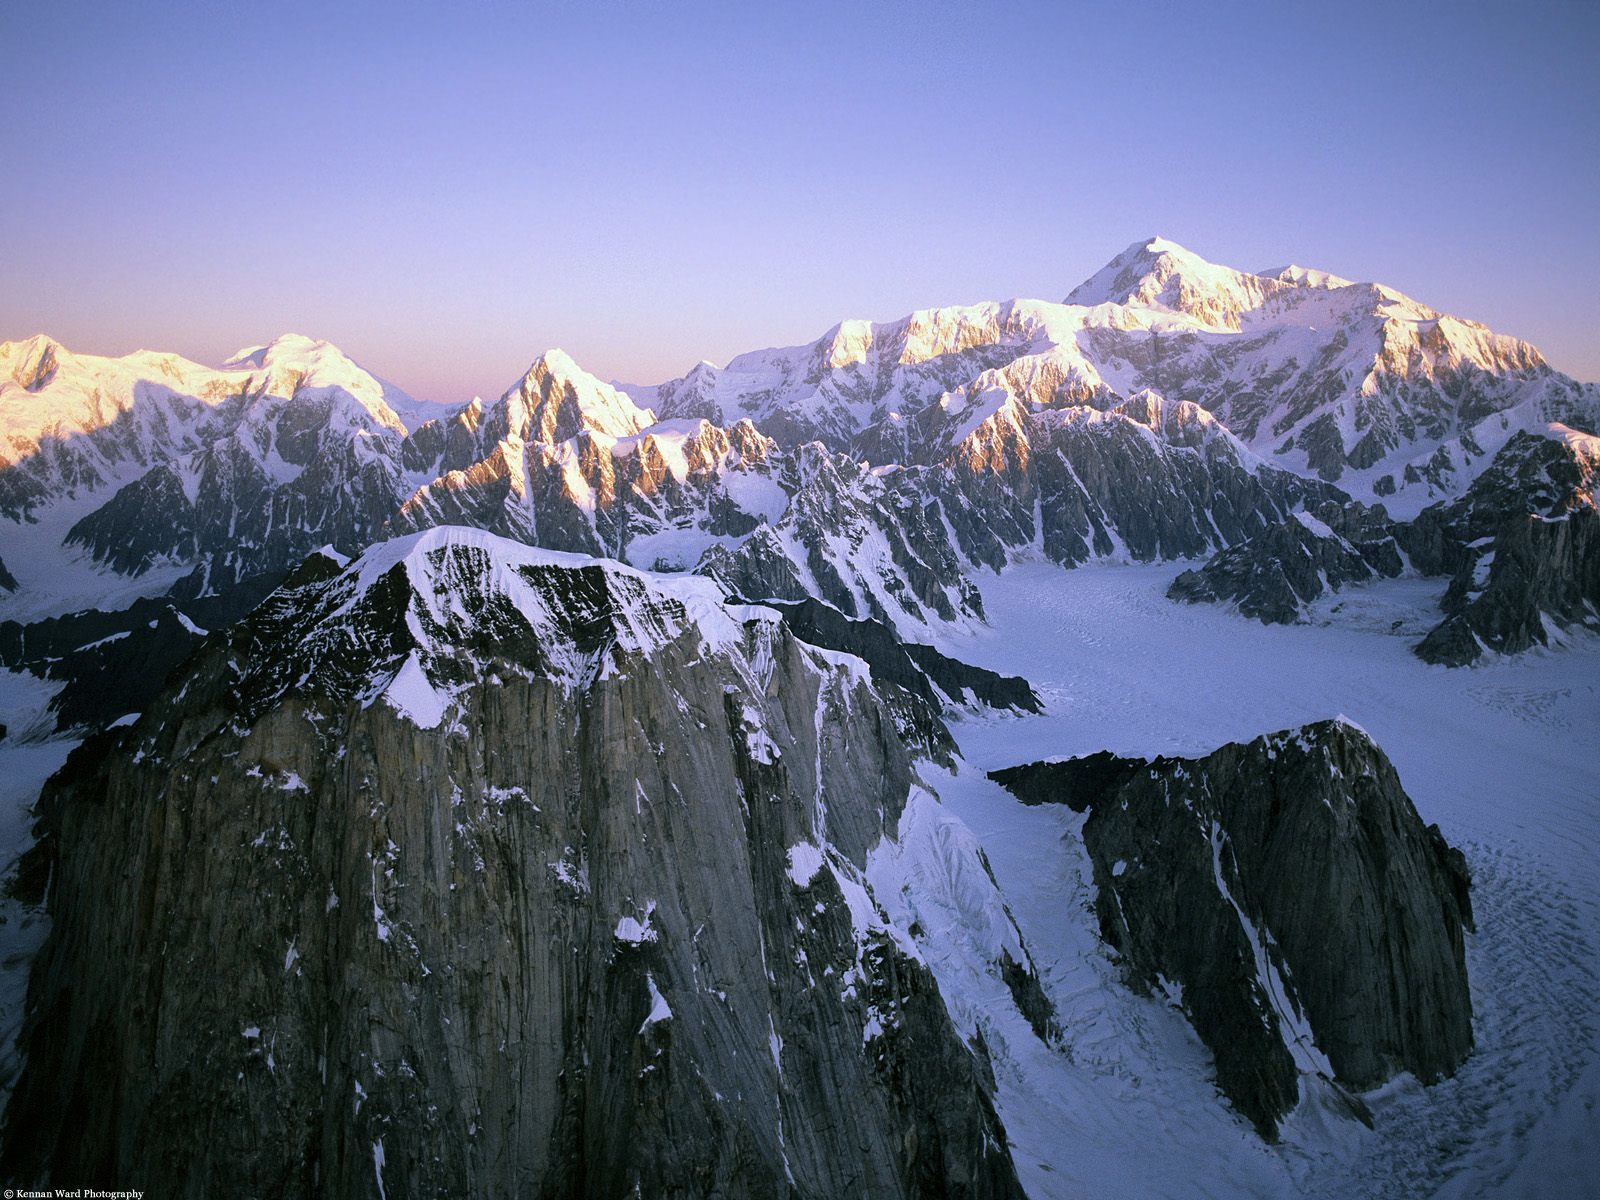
{"left": 0, "top": 570, "right": 285, "bottom": 732}
{"left": 900, "top": 644, "right": 1040, "bottom": 715}
{"left": 990, "top": 720, "right": 1474, "bottom": 1138}
{"left": 910, "top": 395, "right": 1343, "bottom": 575}
{"left": 0, "top": 553, "right": 15, "bottom": 592}
{"left": 1168, "top": 501, "right": 1404, "bottom": 623}
{"left": 743, "top": 597, "right": 1040, "bottom": 764}
{"left": 66, "top": 423, "right": 406, "bottom": 587}
{"left": 1169, "top": 430, "right": 1600, "bottom": 665}
{"left": 3, "top": 530, "right": 1023, "bottom": 1199}
{"left": 1416, "top": 509, "right": 1600, "bottom": 665}
{"left": 694, "top": 447, "right": 988, "bottom": 635}
{"left": 1401, "top": 430, "right": 1598, "bottom": 578}
{"left": 1401, "top": 431, "right": 1599, "bottom": 662}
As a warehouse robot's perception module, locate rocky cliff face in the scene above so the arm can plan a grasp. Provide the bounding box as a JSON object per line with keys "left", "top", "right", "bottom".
{"left": 3, "top": 528, "right": 1026, "bottom": 1198}
{"left": 736, "top": 596, "right": 1040, "bottom": 764}
{"left": 694, "top": 444, "right": 987, "bottom": 635}
{"left": 919, "top": 392, "right": 1342, "bottom": 573}
{"left": 391, "top": 411, "right": 783, "bottom": 561}
{"left": 1168, "top": 428, "right": 1600, "bottom": 665}
{"left": 1167, "top": 500, "right": 1404, "bottom": 623}
{"left": 1400, "top": 428, "right": 1600, "bottom": 578}
{"left": 1415, "top": 509, "right": 1600, "bottom": 665}
{"left": 66, "top": 419, "right": 406, "bottom": 585}
{"left": 990, "top": 719, "right": 1474, "bottom": 1138}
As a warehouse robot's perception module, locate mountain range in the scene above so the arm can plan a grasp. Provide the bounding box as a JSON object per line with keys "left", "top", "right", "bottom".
{"left": 1, "top": 238, "right": 1597, "bottom": 1197}
{"left": 3, "top": 237, "right": 1595, "bottom": 690}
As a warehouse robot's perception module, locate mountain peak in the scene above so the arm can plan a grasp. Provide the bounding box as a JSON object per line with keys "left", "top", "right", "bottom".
{"left": 221, "top": 333, "right": 410, "bottom": 434}
{"left": 507, "top": 348, "right": 655, "bottom": 443}
{"left": 1136, "top": 234, "right": 1191, "bottom": 256}
{"left": 224, "top": 332, "right": 338, "bottom": 369}
{"left": 2, "top": 333, "right": 65, "bottom": 391}
{"left": 2, "top": 332, "right": 63, "bottom": 357}
{"left": 319, "top": 527, "right": 757, "bottom": 718}
{"left": 1066, "top": 237, "right": 1288, "bottom": 331}
{"left": 527, "top": 346, "right": 584, "bottom": 377}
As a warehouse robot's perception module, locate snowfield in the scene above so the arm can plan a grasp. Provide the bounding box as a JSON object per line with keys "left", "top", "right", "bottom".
{"left": 926, "top": 561, "right": 1600, "bottom": 1199}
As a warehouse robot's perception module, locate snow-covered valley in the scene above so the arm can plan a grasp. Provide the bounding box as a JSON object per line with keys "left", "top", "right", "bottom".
{"left": 0, "top": 544, "right": 1593, "bottom": 1197}
{"left": 924, "top": 561, "right": 1599, "bottom": 1198}
{"left": 1, "top": 233, "right": 1596, "bottom": 1196}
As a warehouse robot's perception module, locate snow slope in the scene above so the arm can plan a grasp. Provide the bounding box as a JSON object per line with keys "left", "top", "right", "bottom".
{"left": 923, "top": 561, "right": 1600, "bottom": 1199}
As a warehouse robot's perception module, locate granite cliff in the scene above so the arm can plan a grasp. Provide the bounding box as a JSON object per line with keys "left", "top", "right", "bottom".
{"left": 3, "top": 528, "right": 1031, "bottom": 1198}
{"left": 991, "top": 719, "right": 1474, "bottom": 1137}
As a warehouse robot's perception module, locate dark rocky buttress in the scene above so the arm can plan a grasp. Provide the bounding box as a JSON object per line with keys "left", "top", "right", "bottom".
{"left": 3, "top": 529, "right": 1024, "bottom": 1199}
{"left": 991, "top": 719, "right": 1474, "bottom": 1137}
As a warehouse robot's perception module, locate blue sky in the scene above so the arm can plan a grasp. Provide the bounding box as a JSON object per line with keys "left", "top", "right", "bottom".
{"left": 2, "top": 0, "right": 1595, "bottom": 400}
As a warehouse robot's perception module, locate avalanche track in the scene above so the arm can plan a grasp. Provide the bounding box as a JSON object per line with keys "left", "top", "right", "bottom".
{"left": 930, "top": 561, "right": 1600, "bottom": 1200}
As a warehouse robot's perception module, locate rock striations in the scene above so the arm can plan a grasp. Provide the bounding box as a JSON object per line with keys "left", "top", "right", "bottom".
{"left": 990, "top": 719, "right": 1474, "bottom": 1138}
{"left": 1416, "top": 508, "right": 1600, "bottom": 665}
{"left": 3, "top": 528, "right": 1028, "bottom": 1198}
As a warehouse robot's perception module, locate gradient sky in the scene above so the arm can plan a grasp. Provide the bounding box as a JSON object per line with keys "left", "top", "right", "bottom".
{"left": 2, "top": 0, "right": 1596, "bottom": 402}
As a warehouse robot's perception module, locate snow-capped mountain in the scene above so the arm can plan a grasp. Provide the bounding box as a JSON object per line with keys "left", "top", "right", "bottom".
{"left": 0, "top": 333, "right": 408, "bottom": 515}
{"left": 1066, "top": 235, "right": 1308, "bottom": 330}
{"left": 0, "top": 334, "right": 421, "bottom": 616}
{"left": 632, "top": 237, "right": 1598, "bottom": 508}
{"left": 393, "top": 349, "right": 782, "bottom": 566}
{"left": 3, "top": 237, "right": 1599, "bottom": 1199}
{"left": 2, "top": 236, "right": 1595, "bottom": 647}
{"left": 0, "top": 333, "right": 1323, "bottom": 639}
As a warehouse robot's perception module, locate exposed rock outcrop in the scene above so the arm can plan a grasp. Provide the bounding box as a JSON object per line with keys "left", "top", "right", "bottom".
{"left": 900, "top": 643, "right": 1040, "bottom": 715}
{"left": 1168, "top": 429, "right": 1600, "bottom": 663}
{"left": 694, "top": 446, "right": 987, "bottom": 635}
{"left": 1400, "top": 428, "right": 1599, "bottom": 578}
{"left": 1415, "top": 509, "right": 1600, "bottom": 665}
{"left": 1168, "top": 500, "right": 1404, "bottom": 623}
{"left": 743, "top": 596, "right": 1039, "bottom": 763}
{"left": 921, "top": 393, "right": 1343, "bottom": 572}
{"left": 0, "top": 569, "right": 286, "bottom": 731}
{"left": 990, "top": 720, "right": 1474, "bottom": 1138}
{"left": 3, "top": 528, "right": 1024, "bottom": 1198}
